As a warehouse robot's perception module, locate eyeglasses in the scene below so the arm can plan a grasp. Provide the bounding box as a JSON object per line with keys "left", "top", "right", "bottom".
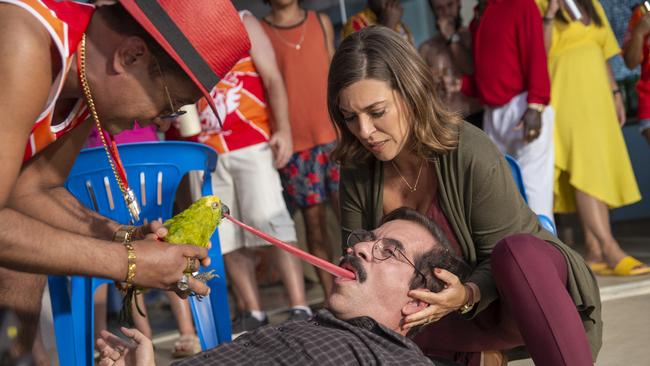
{"left": 346, "top": 229, "right": 427, "bottom": 283}
{"left": 152, "top": 57, "right": 187, "bottom": 120}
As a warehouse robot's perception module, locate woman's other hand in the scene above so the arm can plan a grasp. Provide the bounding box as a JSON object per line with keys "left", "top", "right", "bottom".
{"left": 402, "top": 268, "right": 468, "bottom": 329}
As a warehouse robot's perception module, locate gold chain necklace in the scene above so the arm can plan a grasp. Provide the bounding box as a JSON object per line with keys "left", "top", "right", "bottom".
{"left": 78, "top": 34, "right": 140, "bottom": 222}
{"left": 270, "top": 11, "right": 306, "bottom": 51}
{"left": 391, "top": 158, "right": 425, "bottom": 193}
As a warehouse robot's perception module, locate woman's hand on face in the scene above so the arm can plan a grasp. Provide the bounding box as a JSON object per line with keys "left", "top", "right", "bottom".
{"left": 402, "top": 268, "right": 467, "bottom": 329}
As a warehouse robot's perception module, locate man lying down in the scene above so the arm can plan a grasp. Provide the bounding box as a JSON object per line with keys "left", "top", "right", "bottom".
{"left": 97, "top": 207, "right": 469, "bottom": 366}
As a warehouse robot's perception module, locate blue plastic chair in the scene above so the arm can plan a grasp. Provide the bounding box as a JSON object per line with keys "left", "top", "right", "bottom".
{"left": 48, "top": 141, "right": 231, "bottom": 366}
{"left": 504, "top": 155, "right": 557, "bottom": 235}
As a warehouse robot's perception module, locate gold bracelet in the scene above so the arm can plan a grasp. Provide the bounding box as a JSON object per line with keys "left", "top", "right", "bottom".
{"left": 527, "top": 103, "right": 546, "bottom": 113}
{"left": 123, "top": 242, "right": 137, "bottom": 284}
{"left": 113, "top": 225, "right": 137, "bottom": 244}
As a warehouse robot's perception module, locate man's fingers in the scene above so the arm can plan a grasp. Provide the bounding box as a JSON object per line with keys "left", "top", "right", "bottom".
{"left": 181, "top": 245, "right": 208, "bottom": 260}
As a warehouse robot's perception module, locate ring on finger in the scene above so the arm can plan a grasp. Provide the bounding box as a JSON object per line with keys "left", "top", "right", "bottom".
{"left": 185, "top": 257, "right": 199, "bottom": 273}
{"left": 177, "top": 273, "right": 190, "bottom": 291}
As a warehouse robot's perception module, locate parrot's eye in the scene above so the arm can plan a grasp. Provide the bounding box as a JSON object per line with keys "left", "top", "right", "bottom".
{"left": 212, "top": 202, "right": 219, "bottom": 209}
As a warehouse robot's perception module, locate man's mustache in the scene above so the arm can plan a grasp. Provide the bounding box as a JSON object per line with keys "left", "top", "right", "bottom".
{"left": 340, "top": 254, "right": 367, "bottom": 283}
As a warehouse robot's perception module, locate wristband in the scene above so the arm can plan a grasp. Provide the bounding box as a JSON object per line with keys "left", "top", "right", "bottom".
{"left": 527, "top": 103, "right": 546, "bottom": 112}
{"left": 113, "top": 225, "right": 137, "bottom": 244}
{"left": 123, "top": 242, "right": 137, "bottom": 284}
{"left": 458, "top": 283, "right": 476, "bottom": 314}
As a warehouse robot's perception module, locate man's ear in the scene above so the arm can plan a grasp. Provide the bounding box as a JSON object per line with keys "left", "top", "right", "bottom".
{"left": 113, "top": 37, "right": 149, "bottom": 74}
{"left": 401, "top": 298, "right": 428, "bottom": 317}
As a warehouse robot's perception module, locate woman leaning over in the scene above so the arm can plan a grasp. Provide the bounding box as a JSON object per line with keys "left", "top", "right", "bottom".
{"left": 329, "top": 27, "right": 601, "bottom": 366}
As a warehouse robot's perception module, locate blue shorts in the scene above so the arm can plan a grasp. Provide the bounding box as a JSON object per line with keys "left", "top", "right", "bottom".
{"left": 279, "top": 141, "right": 340, "bottom": 209}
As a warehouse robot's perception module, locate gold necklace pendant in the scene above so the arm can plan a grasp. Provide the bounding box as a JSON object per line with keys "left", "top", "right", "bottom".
{"left": 391, "top": 158, "right": 425, "bottom": 193}
{"left": 79, "top": 34, "right": 140, "bottom": 224}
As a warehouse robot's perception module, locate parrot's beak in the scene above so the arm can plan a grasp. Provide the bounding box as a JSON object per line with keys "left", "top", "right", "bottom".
{"left": 221, "top": 203, "right": 230, "bottom": 217}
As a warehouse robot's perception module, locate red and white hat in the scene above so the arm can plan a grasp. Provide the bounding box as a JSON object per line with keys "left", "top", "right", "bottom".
{"left": 118, "top": 0, "right": 250, "bottom": 115}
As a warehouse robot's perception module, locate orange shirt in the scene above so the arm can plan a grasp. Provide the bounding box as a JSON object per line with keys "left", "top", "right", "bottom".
{"left": 196, "top": 56, "right": 271, "bottom": 154}
{"left": 261, "top": 11, "right": 336, "bottom": 153}
{"left": 6, "top": 0, "right": 94, "bottom": 162}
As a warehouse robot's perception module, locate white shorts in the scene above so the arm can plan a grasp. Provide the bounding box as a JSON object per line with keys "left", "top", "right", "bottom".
{"left": 190, "top": 143, "right": 297, "bottom": 254}
{"left": 483, "top": 92, "right": 555, "bottom": 221}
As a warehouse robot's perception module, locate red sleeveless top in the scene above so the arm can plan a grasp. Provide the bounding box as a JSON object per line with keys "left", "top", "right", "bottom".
{"left": 5, "top": 0, "right": 94, "bottom": 162}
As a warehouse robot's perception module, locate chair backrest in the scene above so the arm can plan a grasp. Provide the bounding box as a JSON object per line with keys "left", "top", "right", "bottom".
{"left": 504, "top": 155, "right": 528, "bottom": 204}
{"left": 49, "top": 141, "right": 230, "bottom": 366}
{"left": 65, "top": 141, "right": 217, "bottom": 225}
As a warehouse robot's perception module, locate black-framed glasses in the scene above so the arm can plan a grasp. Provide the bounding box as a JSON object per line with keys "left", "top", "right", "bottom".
{"left": 346, "top": 229, "right": 427, "bottom": 283}
{"left": 152, "top": 57, "right": 187, "bottom": 120}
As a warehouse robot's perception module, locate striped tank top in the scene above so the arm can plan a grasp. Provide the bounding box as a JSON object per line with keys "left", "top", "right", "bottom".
{"left": 2, "top": 0, "right": 94, "bottom": 162}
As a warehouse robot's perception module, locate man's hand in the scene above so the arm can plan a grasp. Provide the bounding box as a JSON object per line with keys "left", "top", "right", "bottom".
{"left": 131, "top": 220, "right": 168, "bottom": 241}
{"left": 129, "top": 239, "right": 211, "bottom": 297}
{"left": 378, "top": 0, "right": 403, "bottom": 30}
{"left": 614, "top": 92, "right": 626, "bottom": 126}
{"left": 97, "top": 327, "right": 155, "bottom": 366}
{"left": 516, "top": 108, "right": 543, "bottom": 143}
{"left": 269, "top": 129, "right": 293, "bottom": 169}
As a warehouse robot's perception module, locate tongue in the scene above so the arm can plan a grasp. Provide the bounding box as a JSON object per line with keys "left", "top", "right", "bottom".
{"left": 224, "top": 213, "right": 356, "bottom": 280}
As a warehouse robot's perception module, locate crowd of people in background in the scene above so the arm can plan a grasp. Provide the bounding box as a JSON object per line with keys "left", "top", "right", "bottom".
{"left": 1, "top": 0, "right": 649, "bottom": 364}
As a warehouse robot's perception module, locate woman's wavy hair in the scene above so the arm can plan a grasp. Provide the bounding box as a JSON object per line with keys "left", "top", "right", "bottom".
{"left": 328, "top": 26, "right": 461, "bottom": 167}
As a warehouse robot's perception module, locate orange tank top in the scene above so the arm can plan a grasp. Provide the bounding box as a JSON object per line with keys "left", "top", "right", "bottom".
{"left": 5, "top": 0, "right": 94, "bottom": 162}
{"left": 261, "top": 11, "right": 336, "bottom": 152}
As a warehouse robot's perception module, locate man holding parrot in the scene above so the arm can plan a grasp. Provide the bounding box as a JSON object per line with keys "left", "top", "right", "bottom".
{"left": 0, "top": 0, "right": 248, "bottom": 361}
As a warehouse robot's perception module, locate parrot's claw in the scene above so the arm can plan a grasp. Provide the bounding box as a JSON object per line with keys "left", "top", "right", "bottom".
{"left": 193, "top": 270, "right": 219, "bottom": 283}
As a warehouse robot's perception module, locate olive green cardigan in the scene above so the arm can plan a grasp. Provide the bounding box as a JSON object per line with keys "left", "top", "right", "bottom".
{"left": 339, "top": 122, "right": 602, "bottom": 358}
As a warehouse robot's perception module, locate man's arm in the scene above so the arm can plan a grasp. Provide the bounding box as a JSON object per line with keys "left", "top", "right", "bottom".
{"left": 623, "top": 11, "right": 650, "bottom": 69}
{"left": 243, "top": 12, "right": 293, "bottom": 168}
{"left": 10, "top": 119, "right": 120, "bottom": 239}
{"left": 0, "top": 7, "right": 209, "bottom": 294}
{"left": 519, "top": 0, "right": 551, "bottom": 106}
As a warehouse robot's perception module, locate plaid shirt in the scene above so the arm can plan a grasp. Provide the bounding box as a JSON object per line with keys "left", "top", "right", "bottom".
{"left": 172, "top": 309, "right": 441, "bottom": 366}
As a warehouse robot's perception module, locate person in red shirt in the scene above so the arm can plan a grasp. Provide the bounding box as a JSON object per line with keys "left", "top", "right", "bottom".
{"left": 0, "top": 0, "right": 247, "bottom": 361}
{"left": 624, "top": 4, "right": 650, "bottom": 145}
{"left": 464, "top": 0, "right": 555, "bottom": 221}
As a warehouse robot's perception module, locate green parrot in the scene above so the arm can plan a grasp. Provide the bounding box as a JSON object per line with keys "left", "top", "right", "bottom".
{"left": 164, "top": 195, "right": 224, "bottom": 248}
{"left": 121, "top": 195, "right": 225, "bottom": 325}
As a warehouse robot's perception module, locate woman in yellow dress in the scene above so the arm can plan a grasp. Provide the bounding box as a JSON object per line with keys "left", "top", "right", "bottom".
{"left": 539, "top": 0, "right": 648, "bottom": 275}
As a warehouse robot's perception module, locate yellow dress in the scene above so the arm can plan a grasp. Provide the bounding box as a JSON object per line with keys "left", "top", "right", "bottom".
{"left": 537, "top": 0, "right": 641, "bottom": 213}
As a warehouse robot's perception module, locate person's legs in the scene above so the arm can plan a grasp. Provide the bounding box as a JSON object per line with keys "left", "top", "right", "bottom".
{"left": 575, "top": 189, "right": 645, "bottom": 270}
{"left": 229, "top": 143, "right": 309, "bottom": 312}
{"left": 0, "top": 269, "right": 45, "bottom": 361}
{"left": 94, "top": 284, "right": 108, "bottom": 340}
{"left": 515, "top": 106, "right": 555, "bottom": 221}
{"left": 223, "top": 248, "right": 262, "bottom": 311}
{"left": 491, "top": 234, "right": 593, "bottom": 366}
{"left": 168, "top": 293, "right": 201, "bottom": 357}
{"left": 301, "top": 203, "right": 334, "bottom": 298}
{"left": 131, "top": 293, "right": 152, "bottom": 339}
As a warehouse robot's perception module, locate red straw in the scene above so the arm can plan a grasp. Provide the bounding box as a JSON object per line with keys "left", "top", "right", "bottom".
{"left": 224, "top": 213, "right": 355, "bottom": 280}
